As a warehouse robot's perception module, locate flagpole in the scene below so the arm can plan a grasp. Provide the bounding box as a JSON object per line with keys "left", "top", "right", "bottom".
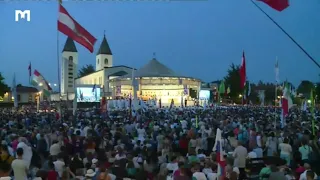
{"left": 29, "top": 62, "right": 31, "bottom": 85}
{"left": 250, "top": 0, "right": 320, "bottom": 69}
{"left": 57, "top": 2, "right": 61, "bottom": 95}
{"left": 274, "top": 82, "right": 277, "bottom": 127}
{"left": 274, "top": 57, "right": 278, "bottom": 127}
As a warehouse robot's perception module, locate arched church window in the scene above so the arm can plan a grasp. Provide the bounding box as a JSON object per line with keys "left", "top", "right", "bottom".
{"left": 97, "top": 59, "right": 99, "bottom": 64}
{"left": 104, "top": 58, "right": 108, "bottom": 64}
{"left": 68, "top": 56, "right": 73, "bottom": 63}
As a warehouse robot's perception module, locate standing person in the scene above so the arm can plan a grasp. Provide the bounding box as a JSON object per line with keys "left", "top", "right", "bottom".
{"left": 233, "top": 141, "right": 247, "bottom": 180}
{"left": 266, "top": 132, "right": 278, "bottom": 157}
{"left": 299, "top": 139, "right": 313, "bottom": 164}
{"left": 53, "top": 153, "right": 66, "bottom": 178}
{"left": 278, "top": 138, "right": 292, "bottom": 166}
{"left": 37, "top": 134, "right": 48, "bottom": 164}
{"left": 16, "top": 137, "right": 33, "bottom": 168}
{"left": 299, "top": 163, "right": 318, "bottom": 180}
{"left": 12, "top": 148, "right": 28, "bottom": 180}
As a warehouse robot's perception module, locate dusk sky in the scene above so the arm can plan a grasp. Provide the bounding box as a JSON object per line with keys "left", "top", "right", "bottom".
{"left": 0, "top": 0, "right": 319, "bottom": 88}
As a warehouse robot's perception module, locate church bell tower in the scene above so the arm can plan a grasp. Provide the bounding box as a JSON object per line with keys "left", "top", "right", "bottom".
{"left": 61, "top": 37, "right": 78, "bottom": 95}
{"left": 96, "top": 34, "right": 113, "bottom": 71}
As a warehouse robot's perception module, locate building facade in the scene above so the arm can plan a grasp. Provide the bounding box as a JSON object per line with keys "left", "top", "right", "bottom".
{"left": 0, "top": 86, "right": 39, "bottom": 103}
{"left": 109, "top": 58, "right": 201, "bottom": 106}
{"left": 57, "top": 34, "right": 201, "bottom": 105}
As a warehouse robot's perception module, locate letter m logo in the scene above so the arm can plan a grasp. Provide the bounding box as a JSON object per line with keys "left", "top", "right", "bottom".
{"left": 15, "top": 10, "right": 31, "bottom": 22}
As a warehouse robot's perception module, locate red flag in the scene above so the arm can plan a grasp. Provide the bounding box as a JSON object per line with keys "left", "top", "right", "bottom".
{"left": 258, "top": 0, "right": 289, "bottom": 12}
{"left": 58, "top": 5, "right": 97, "bottom": 53}
{"left": 239, "top": 51, "right": 246, "bottom": 89}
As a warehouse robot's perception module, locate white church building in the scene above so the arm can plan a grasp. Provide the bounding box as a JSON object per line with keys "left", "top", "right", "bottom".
{"left": 55, "top": 35, "right": 135, "bottom": 100}
{"left": 53, "top": 34, "right": 201, "bottom": 104}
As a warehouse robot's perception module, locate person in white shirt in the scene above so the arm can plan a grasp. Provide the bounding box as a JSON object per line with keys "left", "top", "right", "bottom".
{"left": 50, "top": 140, "right": 61, "bottom": 157}
{"left": 247, "top": 148, "right": 257, "bottom": 159}
{"left": 16, "top": 138, "right": 33, "bottom": 168}
{"left": 192, "top": 164, "right": 206, "bottom": 180}
{"left": 136, "top": 125, "right": 146, "bottom": 141}
{"left": 53, "top": 154, "right": 66, "bottom": 178}
{"left": 278, "top": 138, "right": 292, "bottom": 166}
{"left": 115, "top": 147, "right": 126, "bottom": 160}
{"left": 166, "top": 157, "right": 179, "bottom": 173}
{"left": 299, "top": 163, "right": 318, "bottom": 180}
{"left": 181, "top": 120, "right": 188, "bottom": 129}
{"left": 256, "top": 133, "right": 262, "bottom": 147}
{"left": 83, "top": 125, "right": 90, "bottom": 137}
{"left": 197, "top": 149, "right": 206, "bottom": 159}
{"left": 12, "top": 148, "right": 28, "bottom": 180}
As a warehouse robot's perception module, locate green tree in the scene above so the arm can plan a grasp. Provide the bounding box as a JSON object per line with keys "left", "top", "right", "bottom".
{"left": 297, "top": 80, "right": 314, "bottom": 97}
{"left": 78, "top": 64, "right": 95, "bottom": 77}
{"left": 0, "top": 72, "right": 9, "bottom": 96}
{"left": 224, "top": 63, "right": 242, "bottom": 103}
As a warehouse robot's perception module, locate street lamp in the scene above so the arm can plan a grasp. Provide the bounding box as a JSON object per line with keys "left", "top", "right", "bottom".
{"left": 239, "top": 94, "right": 242, "bottom": 98}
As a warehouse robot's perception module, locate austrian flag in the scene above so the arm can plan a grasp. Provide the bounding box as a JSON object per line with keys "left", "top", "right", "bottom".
{"left": 58, "top": 5, "right": 97, "bottom": 53}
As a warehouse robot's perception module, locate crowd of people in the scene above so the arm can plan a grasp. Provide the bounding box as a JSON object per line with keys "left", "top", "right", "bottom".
{"left": 0, "top": 104, "right": 319, "bottom": 180}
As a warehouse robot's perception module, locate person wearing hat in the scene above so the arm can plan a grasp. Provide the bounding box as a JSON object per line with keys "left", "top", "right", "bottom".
{"left": 85, "top": 169, "right": 96, "bottom": 180}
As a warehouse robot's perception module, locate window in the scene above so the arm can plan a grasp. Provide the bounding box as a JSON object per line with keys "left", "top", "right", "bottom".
{"left": 17, "top": 94, "right": 21, "bottom": 102}
{"left": 68, "top": 56, "right": 73, "bottom": 62}
{"left": 68, "top": 72, "right": 73, "bottom": 75}
{"left": 28, "top": 94, "right": 32, "bottom": 102}
{"left": 68, "top": 68, "right": 73, "bottom": 71}
{"left": 104, "top": 58, "right": 108, "bottom": 64}
{"left": 97, "top": 59, "right": 99, "bottom": 64}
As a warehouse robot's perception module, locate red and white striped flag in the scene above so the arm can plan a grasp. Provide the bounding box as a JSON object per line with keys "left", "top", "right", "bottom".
{"left": 58, "top": 4, "right": 97, "bottom": 53}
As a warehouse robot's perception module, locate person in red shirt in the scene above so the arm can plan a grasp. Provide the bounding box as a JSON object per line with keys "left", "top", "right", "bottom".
{"left": 233, "top": 126, "right": 239, "bottom": 138}
{"left": 47, "top": 162, "right": 59, "bottom": 180}
{"left": 295, "top": 162, "right": 305, "bottom": 180}
{"left": 179, "top": 134, "right": 189, "bottom": 156}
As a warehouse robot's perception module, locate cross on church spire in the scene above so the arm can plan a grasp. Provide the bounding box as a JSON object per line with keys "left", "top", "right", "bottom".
{"left": 104, "top": 30, "right": 106, "bottom": 37}
{"left": 153, "top": 52, "right": 156, "bottom": 59}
